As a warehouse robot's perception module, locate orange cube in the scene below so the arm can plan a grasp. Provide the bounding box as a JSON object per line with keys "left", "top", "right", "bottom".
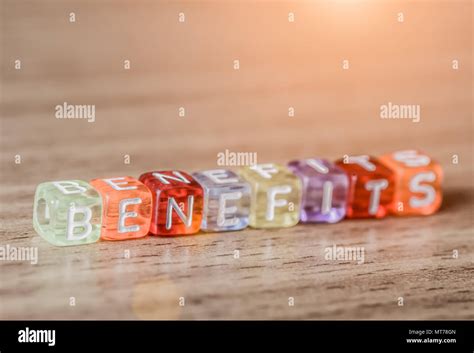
{"left": 90, "top": 176, "right": 152, "bottom": 240}
{"left": 378, "top": 150, "right": 443, "bottom": 216}
{"left": 335, "top": 155, "right": 395, "bottom": 218}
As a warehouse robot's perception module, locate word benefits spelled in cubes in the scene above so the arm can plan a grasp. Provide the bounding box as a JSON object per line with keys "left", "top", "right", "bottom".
{"left": 239, "top": 163, "right": 302, "bottom": 228}
{"left": 336, "top": 155, "right": 395, "bottom": 218}
{"left": 139, "top": 171, "right": 203, "bottom": 236}
{"left": 90, "top": 177, "right": 152, "bottom": 240}
{"left": 192, "top": 169, "right": 250, "bottom": 232}
{"left": 378, "top": 150, "right": 443, "bottom": 215}
{"left": 287, "top": 158, "right": 349, "bottom": 223}
{"left": 33, "top": 180, "right": 102, "bottom": 246}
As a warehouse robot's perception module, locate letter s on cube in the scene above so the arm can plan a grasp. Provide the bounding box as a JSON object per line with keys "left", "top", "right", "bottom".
{"left": 139, "top": 171, "right": 204, "bottom": 236}
{"left": 239, "top": 163, "right": 302, "bottom": 228}
{"left": 33, "top": 180, "right": 102, "bottom": 246}
{"left": 89, "top": 176, "right": 152, "bottom": 240}
{"left": 378, "top": 150, "right": 443, "bottom": 215}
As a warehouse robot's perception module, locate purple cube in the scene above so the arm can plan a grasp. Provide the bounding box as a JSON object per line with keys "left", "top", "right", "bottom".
{"left": 287, "top": 158, "right": 349, "bottom": 223}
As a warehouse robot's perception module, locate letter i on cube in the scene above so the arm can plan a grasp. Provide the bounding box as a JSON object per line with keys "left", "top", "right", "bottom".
{"left": 89, "top": 177, "right": 152, "bottom": 240}
{"left": 33, "top": 180, "right": 102, "bottom": 246}
{"left": 287, "top": 158, "right": 349, "bottom": 223}
{"left": 139, "top": 171, "right": 204, "bottom": 236}
{"left": 192, "top": 169, "right": 251, "bottom": 232}
{"left": 335, "top": 155, "right": 395, "bottom": 218}
{"left": 239, "top": 164, "right": 302, "bottom": 228}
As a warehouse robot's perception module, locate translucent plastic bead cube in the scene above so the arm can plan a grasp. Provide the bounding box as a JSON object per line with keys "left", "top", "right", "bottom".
{"left": 139, "top": 170, "right": 204, "bottom": 236}
{"left": 33, "top": 180, "right": 102, "bottom": 246}
{"left": 287, "top": 158, "right": 349, "bottom": 223}
{"left": 239, "top": 163, "right": 302, "bottom": 228}
{"left": 335, "top": 155, "right": 395, "bottom": 219}
{"left": 378, "top": 150, "right": 443, "bottom": 216}
{"left": 192, "top": 169, "right": 251, "bottom": 232}
{"left": 90, "top": 176, "right": 152, "bottom": 241}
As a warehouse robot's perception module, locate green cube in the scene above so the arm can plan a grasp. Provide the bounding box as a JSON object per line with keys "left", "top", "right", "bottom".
{"left": 33, "top": 180, "right": 102, "bottom": 246}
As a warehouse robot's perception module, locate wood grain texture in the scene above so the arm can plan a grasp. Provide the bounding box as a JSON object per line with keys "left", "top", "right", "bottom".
{"left": 0, "top": 0, "right": 473, "bottom": 319}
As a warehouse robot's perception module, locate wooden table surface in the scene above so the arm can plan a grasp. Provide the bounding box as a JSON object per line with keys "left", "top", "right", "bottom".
{"left": 0, "top": 0, "right": 473, "bottom": 319}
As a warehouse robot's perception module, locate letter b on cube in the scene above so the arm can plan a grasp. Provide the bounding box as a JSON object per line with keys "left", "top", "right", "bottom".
{"left": 33, "top": 180, "right": 102, "bottom": 246}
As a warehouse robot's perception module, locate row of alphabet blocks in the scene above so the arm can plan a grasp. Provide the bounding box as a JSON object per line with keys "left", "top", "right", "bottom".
{"left": 33, "top": 150, "right": 443, "bottom": 246}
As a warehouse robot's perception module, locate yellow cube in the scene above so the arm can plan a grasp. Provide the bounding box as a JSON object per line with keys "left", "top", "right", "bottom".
{"left": 239, "top": 163, "right": 302, "bottom": 228}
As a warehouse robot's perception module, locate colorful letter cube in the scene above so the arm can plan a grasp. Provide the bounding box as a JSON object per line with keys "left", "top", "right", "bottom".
{"left": 378, "top": 150, "right": 443, "bottom": 215}
{"left": 239, "top": 163, "right": 302, "bottom": 228}
{"left": 139, "top": 171, "right": 203, "bottom": 236}
{"left": 287, "top": 158, "right": 349, "bottom": 223}
{"left": 33, "top": 180, "right": 102, "bottom": 246}
{"left": 90, "top": 177, "right": 152, "bottom": 240}
{"left": 192, "top": 169, "right": 250, "bottom": 232}
{"left": 335, "top": 155, "right": 395, "bottom": 218}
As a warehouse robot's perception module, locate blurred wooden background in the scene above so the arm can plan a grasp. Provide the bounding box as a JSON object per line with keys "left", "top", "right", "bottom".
{"left": 0, "top": 0, "right": 472, "bottom": 319}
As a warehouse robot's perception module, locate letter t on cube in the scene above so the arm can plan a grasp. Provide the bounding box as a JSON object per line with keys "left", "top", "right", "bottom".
{"left": 335, "top": 155, "right": 395, "bottom": 218}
